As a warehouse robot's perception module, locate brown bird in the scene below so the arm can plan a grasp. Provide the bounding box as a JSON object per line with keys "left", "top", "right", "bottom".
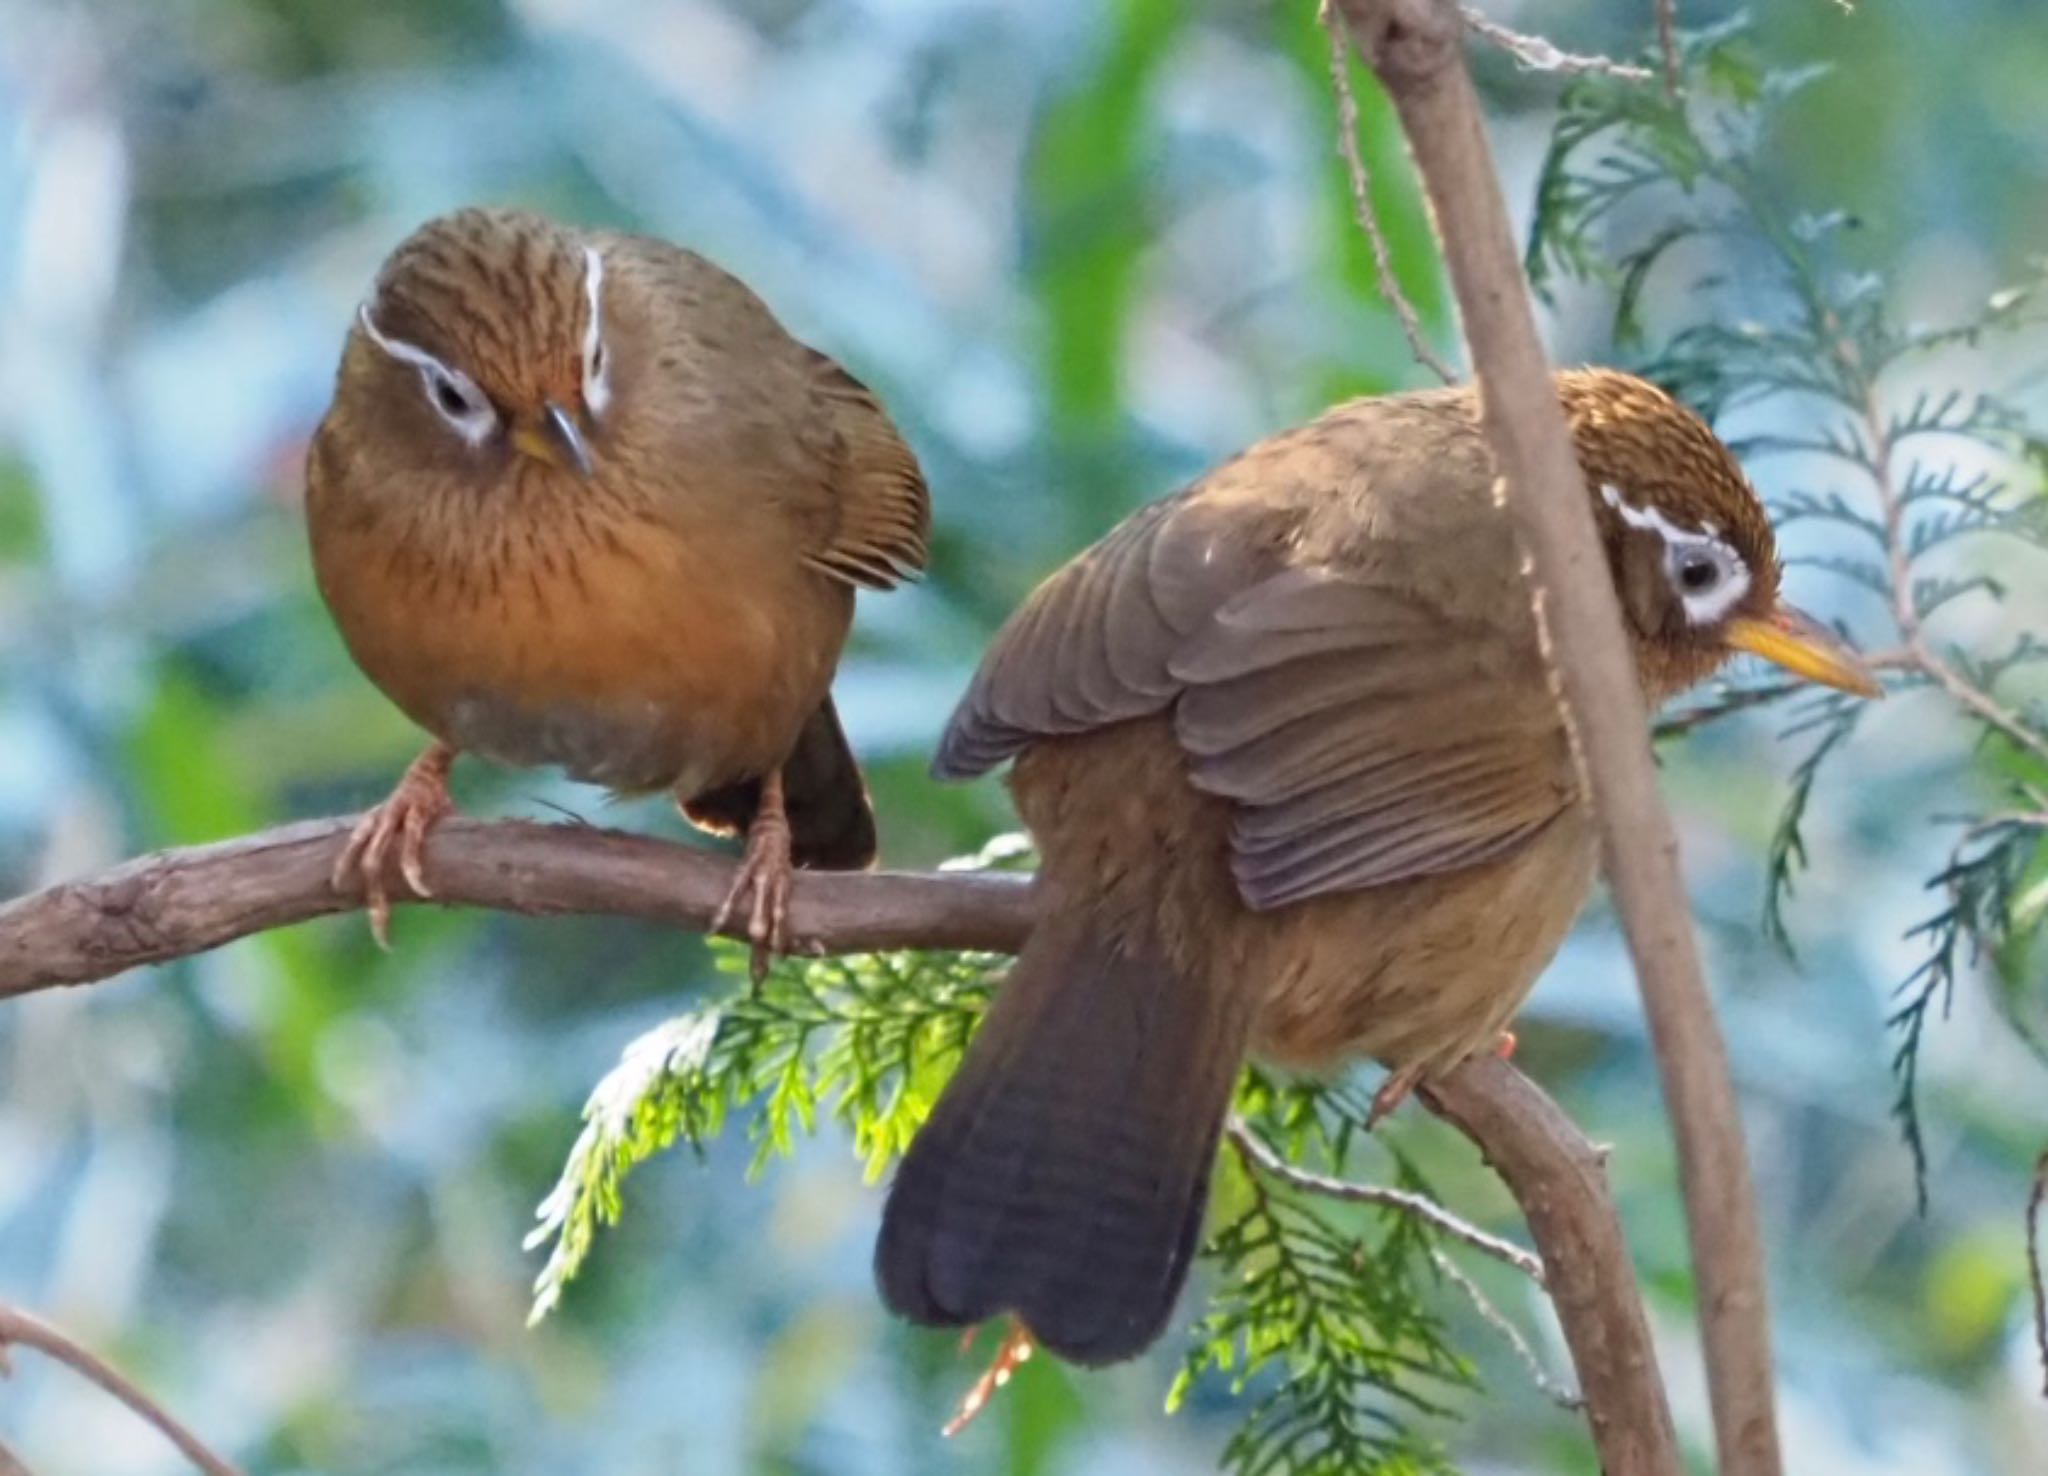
{"left": 306, "top": 208, "right": 928, "bottom": 966}
{"left": 876, "top": 369, "right": 1879, "bottom": 1366}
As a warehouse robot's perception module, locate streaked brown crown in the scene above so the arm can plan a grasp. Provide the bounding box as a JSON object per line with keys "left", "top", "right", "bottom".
{"left": 365, "top": 207, "right": 590, "bottom": 415}
{"left": 1559, "top": 368, "right": 1780, "bottom": 593}
{"left": 1554, "top": 367, "right": 1782, "bottom": 693}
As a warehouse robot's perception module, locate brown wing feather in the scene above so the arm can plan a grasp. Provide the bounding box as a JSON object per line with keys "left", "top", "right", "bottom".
{"left": 1170, "top": 569, "right": 1577, "bottom": 909}
{"left": 937, "top": 493, "right": 1577, "bottom": 910}
{"left": 799, "top": 353, "right": 931, "bottom": 591}
{"left": 932, "top": 495, "right": 1272, "bottom": 779}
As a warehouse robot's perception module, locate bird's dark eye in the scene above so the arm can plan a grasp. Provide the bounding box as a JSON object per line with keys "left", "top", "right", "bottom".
{"left": 1678, "top": 553, "right": 1720, "bottom": 592}
{"left": 432, "top": 373, "right": 472, "bottom": 417}
{"left": 589, "top": 342, "right": 605, "bottom": 378}
{"left": 413, "top": 363, "right": 497, "bottom": 444}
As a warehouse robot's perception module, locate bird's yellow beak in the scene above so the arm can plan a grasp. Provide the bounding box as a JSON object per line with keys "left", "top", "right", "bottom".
{"left": 1723, "top": 604, "right": 1883, "bottom": 698}
{"left": 511, "top": 402, "right": 594, "bottom": 478}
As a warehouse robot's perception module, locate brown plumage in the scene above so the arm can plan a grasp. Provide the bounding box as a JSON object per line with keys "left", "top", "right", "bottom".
{"left": 306, "top": 207, "right": 928, "bottom": 962}
{"left": 876, "top": 369, "right": 1877, "bottom": 1366}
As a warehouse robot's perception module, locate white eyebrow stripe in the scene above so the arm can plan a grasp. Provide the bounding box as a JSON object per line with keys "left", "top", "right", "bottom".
{"left": 355, "top": 302, "right": 497, "bottom": 447}
{"left": 1601, "top": 481, "right": 1718, "bottom": 547}
{"left": 1602, "top": 483, "right": 1751, "bottom": 624}
{"left": 358, "top": 303, "right": 447, "bottom": 375}
{"left": 581, "top": 246, "right": 605, "bottom": 354}
{"left": 580, "top": 245, "right": 611, "bottom": 416}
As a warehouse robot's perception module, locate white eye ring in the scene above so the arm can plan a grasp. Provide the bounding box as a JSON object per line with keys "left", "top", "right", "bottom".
{"left": 1664, "top": 541, "right": 1748, "bottom": 623}
{"left": 581, "top": 245, "right": 611, "bottom": 419}
{"left": 358, "top": 305, "right": 499, "bottom": 447}
{"left": 1601, "top": 483, "right": 1752, "bottom": 626}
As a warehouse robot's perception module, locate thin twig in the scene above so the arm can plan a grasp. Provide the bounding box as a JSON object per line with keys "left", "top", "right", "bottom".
{"left": 1460, "top": 5, "right": 1656, "bottom": 82}
{"left": 1319, "top": 2, "right": 1458, "bottom": 384}
{"left": 1652, "top": 679, "right": 1807, "bottom": 740}
{"left": 1853, "top": 378, "right": 2048, "bottom": 766}
{"left": 0, "top": 1302, "right": 243, "bottom": 1476}
{"left": 2028, "top": 1148, "right": 2048, "bottom": 1399}
{"left": 1653, "top": 0, "right": 1681, "bottom": 99}
{"left": 1429, "top": 1248, "right": 1583, "bottom": 1410}
{"left": 1226, "top": 1117, "right": 1546, "bottom": 1284}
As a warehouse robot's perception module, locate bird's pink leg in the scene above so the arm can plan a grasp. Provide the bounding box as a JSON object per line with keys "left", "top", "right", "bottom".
{"left": 333, "top": 742, "right": 458, "bottom": 948}
{"left": 711, "top": 767, "right": 794, "bottom": 983}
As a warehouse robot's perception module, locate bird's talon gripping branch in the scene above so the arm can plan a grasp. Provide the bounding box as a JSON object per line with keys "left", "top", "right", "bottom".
{"left": 334, "top": 742, "right": 457, "bottom": 948}
{"left": 1369, "top": 1064, "right": 1425, "bottom": 1128}
{"left": 712, "top": 770, "right": 796, "bottom": 983}
{"left": 1495, "top": 1029, "right": 1519, "bottom": 1060}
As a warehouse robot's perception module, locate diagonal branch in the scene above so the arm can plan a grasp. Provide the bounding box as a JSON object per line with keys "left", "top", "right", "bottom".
{"left": 0, "top": 1301, "right": 243, "bottom": 1476}
{"left": 1429, "top": 1247, "right": 1582, "bottom": 1411}
{"left": 1330, "top": 2, "right": 1779, "bottom": 1471}
{"left": 0, "top": 813, "right": 1672, "bottom": 1462}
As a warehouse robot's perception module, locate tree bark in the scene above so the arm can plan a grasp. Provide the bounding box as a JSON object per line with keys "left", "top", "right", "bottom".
{"left": 1329, "top": 2, "right": 1780, "bottom": 1471}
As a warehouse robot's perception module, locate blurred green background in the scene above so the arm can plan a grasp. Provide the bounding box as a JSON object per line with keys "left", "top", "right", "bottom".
{"left": 0, "top": 0, "right": 2044, "bottom": 1472}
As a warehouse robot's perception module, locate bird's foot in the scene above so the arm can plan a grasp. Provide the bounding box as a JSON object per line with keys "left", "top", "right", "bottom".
{"left": 711, "top": 772, "right": 794, "bottom": 985}
{"left": 334, "top": 742, "right": 457, "bottom": 949}
{"left": 942, "top": 1319, "right": 1036, "bottom": 1438}
{"left": 1367, "top": 1064, "right": 1425, "bottom": 1129}
{"left": 1494, "top": 1029, "right": 1518, "bottom": 1060}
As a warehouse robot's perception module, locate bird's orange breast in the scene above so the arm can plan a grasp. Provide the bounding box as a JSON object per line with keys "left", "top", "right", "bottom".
{"left": 310, "top": 487, "right": 851, "bottom": 797}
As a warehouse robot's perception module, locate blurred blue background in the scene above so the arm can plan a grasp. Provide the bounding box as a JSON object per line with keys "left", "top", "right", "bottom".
{"left": 0, "top": 0, "right": 2044, "bottom": 1472}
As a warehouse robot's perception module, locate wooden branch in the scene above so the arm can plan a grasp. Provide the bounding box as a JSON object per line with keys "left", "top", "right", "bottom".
{"left": 1424, "top": 1060, "right": 1674, "bottom": 1461}
{"left": 0, "top": 814, "right": 1676, "bottom": 1464}
{"left": 0, "top": 816, "right": 1034, "bottom": 998}
{"left": 0, "top": 1300, "right": 243, "bottom": 1476}
{"left": 1329, "top": 2, "right": 1781, "bottom": 1471}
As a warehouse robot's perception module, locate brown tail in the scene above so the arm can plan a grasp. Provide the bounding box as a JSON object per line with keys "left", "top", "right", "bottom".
{"left": 874, "top": 911, "right": 1249, "bottom": 1365}
{"left": 681, "top": 698, "right": 877, "bottom": 869}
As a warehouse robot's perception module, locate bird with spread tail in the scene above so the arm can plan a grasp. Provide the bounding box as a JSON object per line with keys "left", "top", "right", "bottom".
{"left": 876, "top": 369, "right": 1880, "bottom": 1367}
{"left": 306, "top": 208, "right": 929, "bottom": 970}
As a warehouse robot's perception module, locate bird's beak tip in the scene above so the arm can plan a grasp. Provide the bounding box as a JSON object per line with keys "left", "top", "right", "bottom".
{"left": 1724, "top": 604, "right": 1884, "bottom": 699}
{"left": 512, "top": 402, "right": 595, "bottom": 478}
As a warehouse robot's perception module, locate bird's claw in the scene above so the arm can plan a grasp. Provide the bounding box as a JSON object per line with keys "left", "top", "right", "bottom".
{"left": 335, "top": 745, "right": 456, "bottom": 948}
{"left": 1367, "top": 1065, "right": 1424, "bottom": 1129}
{"left": 943, "top": 1319, "right": 1036, "bottom": 1439}
{"left": 713, "top": 815, "right": 794, "bottom": 985}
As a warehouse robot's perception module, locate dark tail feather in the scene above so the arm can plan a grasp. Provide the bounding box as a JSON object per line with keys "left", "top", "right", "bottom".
{"left": 681, "top": 698, "right": 877, "bottom": 870}
{"left": 875, "top": 912, "right": 1249, "bottom": 1366}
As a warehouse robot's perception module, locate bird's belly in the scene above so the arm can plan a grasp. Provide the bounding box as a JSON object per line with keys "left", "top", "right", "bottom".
{"left": 1244, "top": 813, "right": 1596, "bottom": 1074}
{"left": 439, "top": 690, "right": 695, "bottom": 793}
{"left": 1012, "top": 719, "right": 1597, "bottom": 1081}
{"left": 316, "top": 513, "right": 849, "bottom": 795}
